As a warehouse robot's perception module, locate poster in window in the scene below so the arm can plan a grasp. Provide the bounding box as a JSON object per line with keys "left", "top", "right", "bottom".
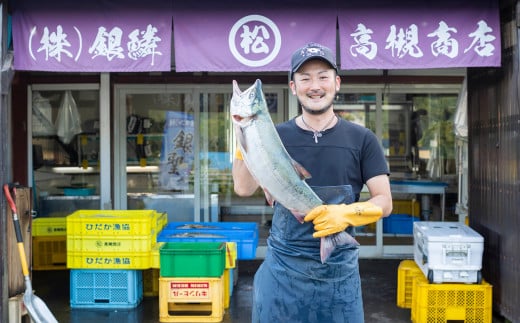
{"left": 159, "top": 111, "right": 195, "bottom": 191}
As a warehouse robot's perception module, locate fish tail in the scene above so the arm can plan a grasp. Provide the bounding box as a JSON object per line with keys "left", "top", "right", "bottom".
{"left": 320, "top": 232, "right": 360, "bottom": 264}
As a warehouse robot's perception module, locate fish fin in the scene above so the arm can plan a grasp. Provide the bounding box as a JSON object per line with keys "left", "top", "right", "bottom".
{"left": 290, "top": 159, "right": 312, "bottom": 180}
{"left": 320, "top": 232, "right": 360, "bottom": 264}
{"left": 263, "top": 189, "right": 275, "bottom": 207}
{"left": 289, "top": 209, "right": 305, "bottom": 223}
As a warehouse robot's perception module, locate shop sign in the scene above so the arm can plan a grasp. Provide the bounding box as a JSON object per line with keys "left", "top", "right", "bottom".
{"left": 12, "top": 0, "right": 172, "bottom": 72}
{"left": 172, "top": 0, "right": 337, "bottom": 72}
{"left": 338, "top": 0, "right": 500, "bottom": 69}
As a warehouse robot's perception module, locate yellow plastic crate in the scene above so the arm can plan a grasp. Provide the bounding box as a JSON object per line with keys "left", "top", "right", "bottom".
{"left": 67, "top": 235, "right": 154, "bottom": 253}
{"left": 411, "top": 274, "right": 493, "bottom": 323}
{"left": 67, "top": 250, "right": 151, "bottom": 269}
{"left": 32, "top": 217, "right": 67, "bottom": 236}
{"left": 66, "top": 209, "right": 157, "bottom": 236}
{"left": 159, "top": 276, "right": 224, "bottom": 322}
{"left": 397, "top": 259, "right": 423, "bottom": 308}
{"left": 32, "top": 235, "right": 67, "bottom": 270}
{"left": 156, "top": 211, "right": 168, "bottom": 230}
{"left": 225, "top": 242, "right": 237, "bottom": 269}
{"left": 143, "top": 268, "right": 160, "bottom": 297}
{"left": 150, "top": 242, "right": 164, "bottom": 269}
{"left": 393, "top": 199, "right": 420, "bottom": 217}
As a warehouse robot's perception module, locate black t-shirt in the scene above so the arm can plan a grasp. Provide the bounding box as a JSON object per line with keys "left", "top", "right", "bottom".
{"left": 276, "top": 117, "right": 390, "bottom": 201}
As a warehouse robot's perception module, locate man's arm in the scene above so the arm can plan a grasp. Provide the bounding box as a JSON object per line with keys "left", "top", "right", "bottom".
{"left": 365, "top": 174, "right": 393, "bottom": 217}
{"left": 232, "top": 153, "right": 260, "bottom": 196}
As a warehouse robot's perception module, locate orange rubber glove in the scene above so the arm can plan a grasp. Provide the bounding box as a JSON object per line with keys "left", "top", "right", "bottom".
{"left": 304, "top": 201, "right": 383, "bottom": 238}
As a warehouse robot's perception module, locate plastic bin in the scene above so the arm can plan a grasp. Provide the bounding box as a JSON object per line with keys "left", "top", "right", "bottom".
{"left": 143, "top": 268, "right": 160, "bottom": 297}
{"left": 396, "top": 259, "right": 423, "bottom": 308}
{"left": 383, "top": 214, "right": 419, "bottom": 234}
{"left": 159, "top": 242, "right": 226, "bottom": 277}
{"left": 70, "top": 269, "right": 143, "bottom": 309}
{"left": 66, "top": 209, "right": 158, "bottom": 236}
{"left": 67, "top": 235, "right": 154, "bottom": 253}
{"left": 32, "top": 217, "right": 67, "bottom": 236}
{"left": 67, "top": 250, "right": 151, "bottom": 270}
{"left": 413, "top": 221, "right": 484, "bottom": 283}
{"left": 32, "top": 235, "right": 67, "bottom": 270}
{"left": 411, "top": 274, "right": 492, "bottom": 323}
{"left": 157, "top": 222, "right": 258, "bottom": 260}
{"left": 159, "top": 276, "right": 224, "bottom": 322}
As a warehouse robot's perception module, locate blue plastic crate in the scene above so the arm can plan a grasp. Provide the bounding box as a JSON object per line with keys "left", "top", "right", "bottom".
{"left": 383, "top": 214, "right": 420, "bottom": 234}
{"left": 70, "top": 269, "right": 143, "bottom": 309}
{"left": 157, "top": 222, "right": 258, "bottom": 260}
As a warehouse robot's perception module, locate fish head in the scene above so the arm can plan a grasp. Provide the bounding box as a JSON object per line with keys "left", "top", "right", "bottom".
{"left": 230, "top": 79, "right": 268, "bottom": 128}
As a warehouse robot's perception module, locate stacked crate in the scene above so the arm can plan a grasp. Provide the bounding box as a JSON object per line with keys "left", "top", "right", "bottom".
{"left": 397, "top": 221, "right": 492, "bottom": 323}
{"left": 66, "top": 209, "right": 165, "bottom": 309}
{"left": 159, "top": 242, "right": 227, "bottom": 322}
{"left": 32, "top": 217, "right": 67, "bottom": 270}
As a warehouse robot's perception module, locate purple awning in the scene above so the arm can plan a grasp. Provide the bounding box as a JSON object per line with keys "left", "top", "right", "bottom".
{"left": 11, "top": 0, "right": 500, "bottom": 72}
{"left": 338, "top": 0, "right": 500, "bottom": 69}
{"left": 12, "top": 0, "right": 172, "bottom": 72}
{"left": 172, "top": 1, "right": 337, "bottom": 72}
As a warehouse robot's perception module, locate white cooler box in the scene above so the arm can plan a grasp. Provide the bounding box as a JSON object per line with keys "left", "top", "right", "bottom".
{"left": 413, "top": 221, "right": 484, "bottom": 284}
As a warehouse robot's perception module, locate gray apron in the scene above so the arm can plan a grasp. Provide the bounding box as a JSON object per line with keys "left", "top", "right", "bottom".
{"left": 252, "top": 185, "right": 364, "bottom": 323}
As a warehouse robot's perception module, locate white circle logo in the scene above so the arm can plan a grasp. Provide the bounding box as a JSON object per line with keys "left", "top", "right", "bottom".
{"left": 229, "top": 14, "right": 281, "bottom": 67}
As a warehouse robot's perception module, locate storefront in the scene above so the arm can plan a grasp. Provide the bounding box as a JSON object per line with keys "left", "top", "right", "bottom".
{"left": 9, "top": 0, "right": 500, "bottom": 258}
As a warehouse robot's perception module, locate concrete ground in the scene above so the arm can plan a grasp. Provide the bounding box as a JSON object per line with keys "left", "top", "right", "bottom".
{"left": 31, "top": 258, "right": 412, "bottom": 323}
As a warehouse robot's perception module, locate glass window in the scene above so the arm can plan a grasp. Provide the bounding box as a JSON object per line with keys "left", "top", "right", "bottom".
{"left": 31, "top": 87, "right": 101, "bottom": 216}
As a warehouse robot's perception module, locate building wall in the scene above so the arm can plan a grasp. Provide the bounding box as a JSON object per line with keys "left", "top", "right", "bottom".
{"left": 468, "top": 1, "right": 520, "bottom": 321}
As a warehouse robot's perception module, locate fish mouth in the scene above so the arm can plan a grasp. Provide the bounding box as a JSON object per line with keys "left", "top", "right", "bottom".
{"left": 232, "top": 114, "right": 256, "bottom": 124}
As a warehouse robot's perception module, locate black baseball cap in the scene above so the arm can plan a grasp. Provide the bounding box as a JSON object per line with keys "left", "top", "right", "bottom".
{"left": 289, "top": 42, "right": 338, "bottom": 80}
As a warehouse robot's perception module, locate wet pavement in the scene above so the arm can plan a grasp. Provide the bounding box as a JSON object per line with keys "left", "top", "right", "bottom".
{"left": 32, "top": 258, "right": 412, "bottom": 323}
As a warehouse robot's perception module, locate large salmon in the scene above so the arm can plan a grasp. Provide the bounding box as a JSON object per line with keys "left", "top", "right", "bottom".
{"left": 231, "top": 79, "right": 358, "bottom": 263}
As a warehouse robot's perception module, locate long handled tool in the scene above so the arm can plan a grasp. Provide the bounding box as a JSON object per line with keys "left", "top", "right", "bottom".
{"left": 3, "top": 184, "right": 58, "bottom": 323}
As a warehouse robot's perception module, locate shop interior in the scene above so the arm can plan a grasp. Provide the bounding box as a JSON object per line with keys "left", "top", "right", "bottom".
{"left": 29, "top": 81, "right": 463, "bottom": 258}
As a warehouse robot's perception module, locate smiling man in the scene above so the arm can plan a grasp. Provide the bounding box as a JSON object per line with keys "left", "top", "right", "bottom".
{"left": 233, "top": 42, "right": 393, "bottom": 323}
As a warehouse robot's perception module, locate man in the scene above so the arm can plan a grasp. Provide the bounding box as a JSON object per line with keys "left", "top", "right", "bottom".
{"left": 233, "top": 42, "right": 393, "bottom": 323}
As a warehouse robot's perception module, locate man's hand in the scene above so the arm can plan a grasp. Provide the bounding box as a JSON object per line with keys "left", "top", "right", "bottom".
{"left": 304, "top": 202, "right": 383, "bottom": 238}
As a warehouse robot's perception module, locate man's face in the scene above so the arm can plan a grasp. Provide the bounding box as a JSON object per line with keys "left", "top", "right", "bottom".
{"left": 290, "top": 59, "right": 340, "bottom": 115}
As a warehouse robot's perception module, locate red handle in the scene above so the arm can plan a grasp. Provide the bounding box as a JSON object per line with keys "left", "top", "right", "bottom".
{"left": 3, "top": 184, "right": 17, "bottom": 214}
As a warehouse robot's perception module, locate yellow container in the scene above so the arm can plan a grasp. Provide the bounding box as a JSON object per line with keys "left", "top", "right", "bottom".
{"left": 225, "top": 242, "right": 237, "bottom": 269}
{"left": 67, "top": 250, "right": 151, "bottom": 269}
{"left": 223, "top": 269, "right": 231, "bottom": 309}
{"left": 66, "top": 209, "right": 157, "bottom": 236}
{"left": 392, "top": 199, "right": 420, "bottom": 217}
{"left": 151, "top": 242, "right": 164, "bottom": 269}
{"left": 156, "top": 212, "right": 168, "bottom": 230}
{"left": 32, "top": 217, "right": 67, "bottom": 236}
{"left": 32, "top": 235, "right": 67, "bottom": 270}
{"left": 143, "top": 268, "right": 160, "bottom": 297}
{"left": 396, "top": 259, "right": 423, "bottom": 308}
{"left": 411, "top": 274, "right": 492, "bottom": 323}
{"left": 159, "top": 276, "right": 224, "bottom": 322}
{"left": 67, "top": 235, "right": 154, "bottom": 253}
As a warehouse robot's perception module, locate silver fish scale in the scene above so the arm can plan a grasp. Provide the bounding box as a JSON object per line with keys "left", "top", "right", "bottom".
{"left": 235, "top": 82, "right": 322, "bottom": 215}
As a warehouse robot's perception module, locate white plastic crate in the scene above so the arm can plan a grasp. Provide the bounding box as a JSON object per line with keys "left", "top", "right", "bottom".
{"left": 413, "top": 221, "right": 484, "bottom": 283}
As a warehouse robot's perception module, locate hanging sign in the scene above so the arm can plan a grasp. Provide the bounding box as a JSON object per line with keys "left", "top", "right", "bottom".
{"left": 172, "top": 0, "right": 336, "bottom": 72}
{"left": 12, "top": 0, "right": 172, "bottom": 72}
{"left": 338, "top": 0, "right": 500, "bottom": 70}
